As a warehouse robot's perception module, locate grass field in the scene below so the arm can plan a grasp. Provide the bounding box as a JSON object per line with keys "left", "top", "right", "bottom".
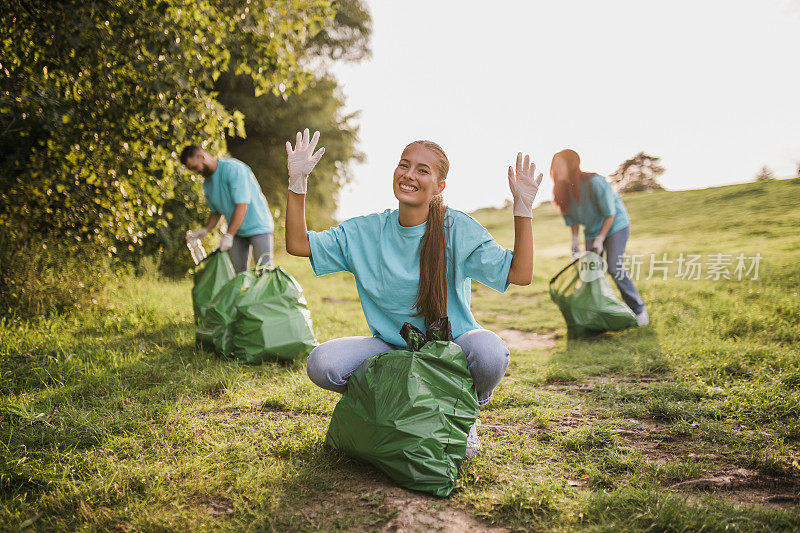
{"left": 2, "top": 178, "right": 800, "bottom": 531}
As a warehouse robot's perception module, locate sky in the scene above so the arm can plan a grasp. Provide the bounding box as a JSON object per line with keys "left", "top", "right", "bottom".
{"left": 328, "top": 0, "right": 800, "bottom": 221}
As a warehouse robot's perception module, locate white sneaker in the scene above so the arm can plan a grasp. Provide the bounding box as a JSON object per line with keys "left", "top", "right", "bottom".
{"left": 636, "top": 309, "right": 650, "bottom": 326}
{"left": 465, "top": 419, "right": 481, "bottom": 457}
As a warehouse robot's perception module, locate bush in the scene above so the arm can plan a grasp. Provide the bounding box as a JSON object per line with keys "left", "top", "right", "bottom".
{"left": 0, "top": 238, "right": 112, "bottom": 318}
{"left": 755, "top": 165, "right": 775, "bottom": 181}
{"left": 137, "top": 176, "right": 208, "bottom": 278}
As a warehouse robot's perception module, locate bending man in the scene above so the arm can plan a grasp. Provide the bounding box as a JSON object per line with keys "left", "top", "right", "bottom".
{"left": 181, "top": 145, "right": 274, "bottom": 272}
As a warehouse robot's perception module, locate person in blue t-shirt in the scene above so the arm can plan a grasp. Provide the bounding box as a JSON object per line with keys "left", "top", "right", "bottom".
{"left": 550, "top": 149, "right": 648, "bottom": 326}
{"left": 180, "top": 145, "right": 275, "bottom": 273}
{"left": 284, "top": 128, "right": 543, "bottom": 456}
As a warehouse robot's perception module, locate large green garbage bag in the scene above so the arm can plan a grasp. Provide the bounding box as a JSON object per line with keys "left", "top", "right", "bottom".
{"left": 549, "top": 252, "right": 637, "bottom": 339}
{"left": 197, "top": 270, "right": 257, "bottom": 356}
{"left": 231, "top": 266, "right": 317, "bottom": 363}
{"left": 191, "top": 251, "right": 235, "bottom": 325}
{"left": 326, "top": 318, "right": 479, "bottom": 497}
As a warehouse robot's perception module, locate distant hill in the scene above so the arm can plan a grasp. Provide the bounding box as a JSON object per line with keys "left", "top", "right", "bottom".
{"left": 471, "top": 177, "right": 800, "bottom": 282}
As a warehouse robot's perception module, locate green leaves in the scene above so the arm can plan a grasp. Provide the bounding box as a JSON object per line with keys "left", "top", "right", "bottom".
{"left": 215, "top": 59, "right": 368, "bottom": 233}
{"left": 0, "top": 0, "right": 335, "bottom": 254}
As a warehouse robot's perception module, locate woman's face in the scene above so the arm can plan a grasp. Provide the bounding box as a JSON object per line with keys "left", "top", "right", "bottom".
{"left": 393, "top": 144, "right": 445, "bottom": 207}
{"left": 550, "top": 156, "right": 569, "bottom": 183}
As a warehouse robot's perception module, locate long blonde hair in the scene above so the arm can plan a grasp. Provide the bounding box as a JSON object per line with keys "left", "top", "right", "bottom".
{"left": 407, "top": 140, "right": 449, "bottom": 326}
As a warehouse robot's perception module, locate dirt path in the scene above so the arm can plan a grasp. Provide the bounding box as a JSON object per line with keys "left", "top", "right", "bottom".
{"left": 308, "top": 469, "right": 508, "bottom": 533}
{"left": 204, "top": 389, "right": 800, "bottom": 528}
{"left": 203, "top": 405, "right": 506, "bottom": 530}
{"left": 496, "top": 329, "right": 557, "bottom": 351}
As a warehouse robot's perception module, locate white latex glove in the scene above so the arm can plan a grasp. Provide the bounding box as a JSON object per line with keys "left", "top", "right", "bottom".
{"left": 571, "top": 235, "right": 580, "bottom": 258}
{"left": 219, "top": 233, "right": 234, "bottom": 252}
{"left": 507, "top": 152, "right": 543, "bottom": 218}
{"left": 593, "top": 235, "right": 605, "bottom": 255}
{"left": 286, "top": 128, "right": 325, "bottom": 194}
{"left": 186, "top": 228, "right": 208, "bottom": 243}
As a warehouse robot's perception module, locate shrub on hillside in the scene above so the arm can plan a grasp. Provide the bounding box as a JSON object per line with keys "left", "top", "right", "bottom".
{"left": 755, "top": 165, "right": 775, "bottom": 181}
{"left": 609, "top": 152, "right": 666, "bottom": 193}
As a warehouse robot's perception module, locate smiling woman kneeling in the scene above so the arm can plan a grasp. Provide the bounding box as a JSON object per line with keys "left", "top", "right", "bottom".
{"left": 284, "top": 129, "right": 543, "bottom": 456}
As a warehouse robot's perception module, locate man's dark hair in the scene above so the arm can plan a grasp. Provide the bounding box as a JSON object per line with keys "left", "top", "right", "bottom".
{"left": 180, "top": 145, "right": 202, "bottom": 165}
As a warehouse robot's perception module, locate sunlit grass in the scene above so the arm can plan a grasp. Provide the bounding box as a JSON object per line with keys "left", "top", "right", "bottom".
{"left": 2, "top": 178, "right": 799, "bottom": 530}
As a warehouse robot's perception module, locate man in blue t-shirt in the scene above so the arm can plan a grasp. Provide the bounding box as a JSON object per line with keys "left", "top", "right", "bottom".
{"left": 180, "top": 145, "right": 274, "bottom": 273}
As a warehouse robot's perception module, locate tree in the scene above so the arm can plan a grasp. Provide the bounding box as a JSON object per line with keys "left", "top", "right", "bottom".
{"left": 305, "top": 0, "right": 372, "bottom": 62}
{"left": 141, "top": 0, "right": 372, "bottom": 275}
{"left": 218, "top": 0, "right": 371, "bottom": 231}
{"left": 755, "top": 165, "right": 775, "bottom": 181}
{"left": 219, "top": 75, "right": 364, "bottom": 229}
{"left": 608, "top": 152, "right": 666, "bottom": 193}
{"left": 0, "top": 0, "right": 335, "bottom": 255}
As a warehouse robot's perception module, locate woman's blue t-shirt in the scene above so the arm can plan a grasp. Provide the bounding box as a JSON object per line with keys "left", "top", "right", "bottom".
{"left": 308, "top": 208, "right": 514, "bottom": 347}
{"left": 563, "top": 174, "right": 630, "bottom": 240}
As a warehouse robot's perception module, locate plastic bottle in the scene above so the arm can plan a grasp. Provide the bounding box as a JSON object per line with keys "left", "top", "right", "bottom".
{"left": 187, "top": 238, "right": 207, "bottom": 265}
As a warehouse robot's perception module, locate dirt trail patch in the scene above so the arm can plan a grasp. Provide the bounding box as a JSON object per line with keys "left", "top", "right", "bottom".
{"left": 200, "top": 407, "right": 508, "bottom": 529}
{"left": 322, "top": 296, "right": 355, "bottom": 305}
{"left": 542, "top": 375, "right": 667, "bottom": 392}
{"left": 187, "top": 495, "right": 235, "bottom": 516}
{"left": 671, "top": 471, "right": 754, "bottom": 491}
{"left": 294, "top": 468, "right": 507, "bottom": 533}
{"left": 205, "top": 405, "right": 327, "bottom": 420}
{"left": 376, "top": 485, "right": 508, "bottom": 533}
{"left": 614, "top": 419, "right": 800, "bottom": 510}
{"left": 482, "top": 423, "right": 541, "bottom": 437}
{"left": 480, "top": 414, "right": 800, "bottom": 511}
{"left": 669, "top": 469, "right": 800, "bottom": 510}
{"left": 482, "top": 412, "right": 596, "bottom": 437}
{"left": 496, "top": 329, "right": 557, "bottom": 351}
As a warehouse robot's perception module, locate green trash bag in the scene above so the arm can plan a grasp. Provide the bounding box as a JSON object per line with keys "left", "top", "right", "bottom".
{"left": 191, "top": 251, "right": 235, "bottom": 325}
{"left": 231, "top": 266, "right": 317, "bottom": 363}
{"left": 326, "top": 318, "right": 479, "bottom": 497}
{"left": 549, "top": 252, "right": 637, "bottom": 339}
{"left": 197, "top": 270, "right": 257, "bottom": 356}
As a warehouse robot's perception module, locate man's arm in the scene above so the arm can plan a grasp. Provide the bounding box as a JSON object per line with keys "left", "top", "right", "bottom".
{"left": 203, "top": 213, "right": 222, "bottom": 233}
{"left": 186, "top": 213, "right": 221, "bottom": 240}
{"left": 225, "top": 204, "right": 248, "bottom": 236}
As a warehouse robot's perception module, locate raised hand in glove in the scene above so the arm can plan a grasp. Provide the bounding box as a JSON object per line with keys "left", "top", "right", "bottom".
{"left": 507, "top": 152, "right": 543, "bottom": 218}
{"left": 286, "top": 128, "right": 325, "bottom": 195}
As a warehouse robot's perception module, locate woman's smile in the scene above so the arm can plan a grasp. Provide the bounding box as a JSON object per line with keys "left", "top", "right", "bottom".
{"left": 392, "top": 143, "right": 445, "bottom": 209}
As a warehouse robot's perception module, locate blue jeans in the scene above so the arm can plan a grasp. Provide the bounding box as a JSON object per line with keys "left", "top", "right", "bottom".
{"left": 306, "top": 329, "right": 510, "bottom": 407}
{"left": 587, "top": 225, "right": 645, "bottom": 314}
{"left": 230, "top": 232, "right": 273, "bottom": 273}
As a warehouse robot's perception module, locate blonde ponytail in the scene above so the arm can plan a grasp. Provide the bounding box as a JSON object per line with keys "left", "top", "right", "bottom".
{"left": 408, "top": 140, "right": 449, "bottom": 326}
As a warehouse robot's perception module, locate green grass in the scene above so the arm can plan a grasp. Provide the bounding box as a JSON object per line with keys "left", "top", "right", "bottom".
{"left": 2, "top": 178, "right": 800, "bottom": 531}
